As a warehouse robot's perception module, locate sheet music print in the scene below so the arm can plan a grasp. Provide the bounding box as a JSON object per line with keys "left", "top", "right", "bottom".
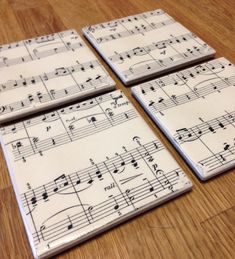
{"left": 82, "top": 9, "right": 215, "bottom": 85}
{"left": 132, "top": 58, "right": 235, "bottom": 180}
{"left": 0, "top": 29, "right": 115, "bottom": 123}
{"left": 0, "top": 90, "right": 192, "bottom": 258}
{"left": 0, "top": 29, "right": 83, "bottom": 67}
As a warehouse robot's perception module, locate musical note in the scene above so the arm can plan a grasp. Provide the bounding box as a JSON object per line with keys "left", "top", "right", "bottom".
{"left": 146, "top": 75, "right": 235, "bottom": 113}
{"left": 19, "top": 140, "right": 165, "bottom": 208}
{"left": 42, "top": 185, "right": 49, "bottom": 202}
{"left": 123, "top": 45, "right": 215, "bottom": 81}
{"left": 86, "top": 18, "right": 174, "bottom": 44}
{"left": 199, "top": 142, "right": 235, "bottom": 172}
{"left": 67, "top": 215, "right": 74, "bottom": 230}
{"left": 0, "top": 74, "right": 114, "bottom": 122}
{"left": 8, "top": 110, "right": 137, "bottom": 161}
{"left": 0, "top": 30, "right": 115, "bottom": 123}
{"left": 143, "top": 178, "right": 154, "bottom": 192}
{"left": 0, "top": 93, "right": 131, "bottom": 136}
{"left": 0, "top": 60, "right": 101, "bottom": 93}
{"left": 1, "top": 89, "right": 192, "bottom": 258}
{"left": 53, "top": 174, "right": 69, "bottom": 193}
{"left": 83, "top": 9, "right": 215, "bottom": 85}
{"left": 30, "top": 190, "right": 37, "bottom": 207}
{"left": 134, "top": 60, "right": 229, "bottom": 96}
{"left": 30, "top": 167, "right": 188, "bottom": 247}
{"left": 125, "top": 189, "right": 135, "bottom": 207}
{"left": 0, "top": 29, "right": 84, "bottom": 68}
{"left": 174, "top": 111, "right": 235, "bottom": 144}
{"left": 87, "top": 9, "right": 165, "bottom": 32}
{"left": 109, "top": 33, "right": 196, "bottom": 63}
{"left": 132, "top": 57, "right": 235, "bottom": 179}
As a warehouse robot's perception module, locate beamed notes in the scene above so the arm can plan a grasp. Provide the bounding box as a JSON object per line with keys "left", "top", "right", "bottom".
{"left": 0, "top": 90, "right": 192, "bottom": 258}
{"left": 132, "top": 57, "right": 235, "bottom": 180}
{"left": 0, "top": 29, "right": 115, "bottom": 123}
{"left": 82, "top": 9, "right": 215, "bottom": 85}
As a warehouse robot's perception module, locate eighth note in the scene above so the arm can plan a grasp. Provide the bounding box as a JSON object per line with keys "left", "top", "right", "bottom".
{"left": 53, "top": 174, "right": 69, "bottom": 192}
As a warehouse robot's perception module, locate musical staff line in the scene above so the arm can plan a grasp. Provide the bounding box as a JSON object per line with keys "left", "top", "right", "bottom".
{"left": 0, "top": 87, "right": 192, "bottom": 258}
{"left": 0, "top": 42, "right": 84, "bottom": 68}
{"left": 32, "top": 167, "right": 184, "bottom": 246}
{"left": 0, "top": 60, "right": 101, "bottom": 93}
{"left": 109, "top": 32, "right": 196, "bottom": 63}
{"left": 0, "top": 92, "right": 125, "bottom": 136}
{"left": 20, "top": 140, "right": 164, "bottom": 207}
{"left": 87, "top": 9, "right": 165, "bottom": 32}
{"left": 199, "top": 143, "right": 235, "bottom": 172}
{"left": 83, "top": 9, "right": 215, "bottom": 85}
{"left": 123, "top": 45, "right": 213, "bottom": 79}
{"left": 0, "top": 30, "right": 75, "bottom": 52}
{"left": 139, "top": 60, "right": 232, "bottom": 95}
{"left": 148, "top": 75, "right": 235, "bottom": 113}
{"left": 90, "top": 18, "right": 175, "bottom": 44}
{"left": 0, "top": 75, "right": 112, "bottom": 116}
{"left": 0, "top": 30, "right": 84, "bottom": 68}
{"left": 132, "top": 57, "right": 235, "bottom": 179}
{"left": 174, "top": 110, "right": 235, "bottom": 144}
{"left": 9, "top": 109, "right": 138, "bottom": 160}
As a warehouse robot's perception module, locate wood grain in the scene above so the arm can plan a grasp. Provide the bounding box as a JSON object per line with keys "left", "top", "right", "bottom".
{"left": 0, "top": 0, "right": 234, "bottom": 258}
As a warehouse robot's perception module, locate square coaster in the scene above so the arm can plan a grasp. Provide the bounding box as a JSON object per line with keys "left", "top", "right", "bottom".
{"left": 0, "top": 29, "right": 115, "bottom": 123}
{"left": 132, "top": 58, "right": 235, "bottom": 180}
{"left": 83, "top": 9, "right": 215, "bottom": 85}
{"left": 0, "top": 90, "right": 192, "bottom": 258}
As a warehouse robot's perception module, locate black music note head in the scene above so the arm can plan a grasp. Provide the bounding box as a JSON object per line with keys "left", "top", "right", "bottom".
{"left": 42, "top": 190, "right": 48, "bottom": 200}
{"left": 114, "top": 204, "right": 119, "bottom": 210}
{"left": 88, "top": 178, "right": 93, "bottom": 184}
{"left": 68, "top": 224, "right": 73, "bottom": 230}
{"left": 31, "top": 196, "right": 37, "bottom": 205}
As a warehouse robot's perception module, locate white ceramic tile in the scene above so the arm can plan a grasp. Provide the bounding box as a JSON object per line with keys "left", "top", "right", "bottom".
{"left": 83, "top": 9, "right": 215, "bottom": 85}
{"left": 0, "top": 29, "right": 115, "bottom": 123}
{"left": 132, "top": 57, "right": 235, "bottom": 180}
{"left": 0, "top": 90, "right": 192, "bottom": 258}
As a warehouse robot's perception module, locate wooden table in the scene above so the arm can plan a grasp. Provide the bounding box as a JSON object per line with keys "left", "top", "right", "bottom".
{"left": 0, "top": 0, "right": 234, "bottom": 258}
